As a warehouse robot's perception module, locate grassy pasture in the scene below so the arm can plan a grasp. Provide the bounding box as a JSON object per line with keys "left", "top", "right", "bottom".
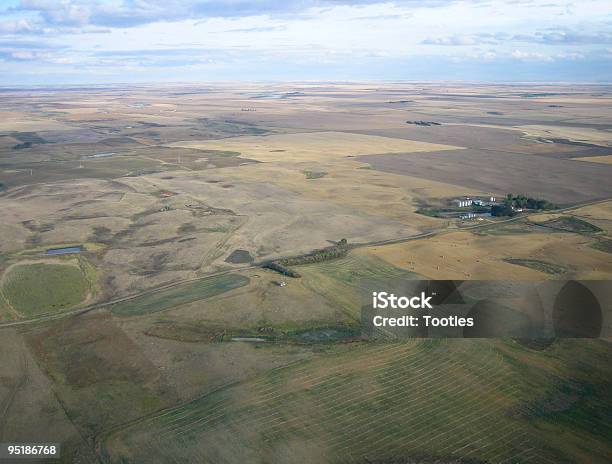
{"left": 503, "top": 258, "right": 567, "bottom": 275}
{"left": 103, "top": 339, "right": 612, "bottom": 464}
{"left": 24, "top": 311, "right": 178, "bottom": 437}
{"left": 297, "top": 253, "right": 421, "bottom": 319}
{"left": 1, "top": 261, "right": 90, "bottom": 317}
{"left": 0, "top": 156, "right": 180, "bottom": 190}
{"left": 591, "top": 239, "right": 612, "bottom": 254}
{"left": 110, "top": 274, "right": 250, "bottom": 316}
{"left": 144, "top": 320, "right": 359, "bottom": 344}
{"left": 196, "top": 118, "right": 271, "bottom": 136}
{"left": 194, "top": 149, "right": 242, "bottom": 157}
{"left": 542, "top": 216, "right": 602, "bottom": 234}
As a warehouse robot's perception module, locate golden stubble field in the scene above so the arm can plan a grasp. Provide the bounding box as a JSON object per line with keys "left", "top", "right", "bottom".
{"left": 363, "top": 226, "right": 612, "bottom": 280}
{"left": 165, "top": 131, "right": 476, "bottom": 209}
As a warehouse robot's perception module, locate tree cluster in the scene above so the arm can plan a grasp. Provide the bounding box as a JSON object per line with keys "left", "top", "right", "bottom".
{"left": 491, "top": 193, "right": 557, "bottom": 217}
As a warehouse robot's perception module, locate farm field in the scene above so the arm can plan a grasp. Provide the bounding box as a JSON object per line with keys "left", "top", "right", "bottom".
{"left": 540, "top": 200, "right": 612, "bottom": 236}
{"left": 110, "top": 274, "right": 250, "bottom": 316}
{"left": 358, "top": 148, "right": 612, "bottom": 205}
{"left": 296, "top": 253, "right": 422, "bottom": 319}
{"left": 1, "top": 259, "right": 93, "bottom": 318}
{"left": 102, "top": 339, "right": 612, "bottom": 464}
{"left": 362, "top": 217, "right": 612, "bottom": 280}
{"left": 576, "top": 155, "right": 612, "bottom": 164}
{"left": 166, "top": 131, "right": 462, "bottom": 162}
{"left": 0, "top": 82, "right": 611, "bottom": 463}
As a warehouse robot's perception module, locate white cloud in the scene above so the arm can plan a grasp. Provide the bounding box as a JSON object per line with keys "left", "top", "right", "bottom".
{"left": 1, "top": 0, "right": 611, "bottom": 82}
{"left": 511, "top": 49, "right": 554, "bottom": 62}
{"left": 0, "top": 18, "right": 38, "bottom": 34}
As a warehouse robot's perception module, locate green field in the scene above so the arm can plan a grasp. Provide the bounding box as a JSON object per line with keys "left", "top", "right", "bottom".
{"left": 503, "top": 258, "right": 567, "bottom": 275}
{"left": 543, "top": 216, "right": 603, "bottom": 234}
{"left": 297, "top": 253, "right": 421, "bottom": 319}
{"left": 0, "top": 156, "right": 187, "bottom": 190}
{"left": 474, "top": 222, "right": 537, "bottom": 236}
{"left": 145, "top": 321, "right": 359, "bottom": 344}
{"left": 110, "top": 274, "right": 250, "bottom": 316}
{"left": 197, "top": 118, "right": 271, "bottom": 136}
{"left": 24, "top": 311, "right": 174, "bottom": 438}
{"left": 1, "top": 262, "right": 90, "bottom": 317}
{"left": 194, "top": 149, "right": 241, "bottom": 157}
{"left": 591, "top": 238, "right": 612, "bottom": 254}
{"left": 103, "top": 339, "right": 612, "bottom": 464}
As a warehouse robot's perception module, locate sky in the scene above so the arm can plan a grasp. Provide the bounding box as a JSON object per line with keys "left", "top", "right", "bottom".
{"left": 0, "top": 0, "right": 611, "bottom": 85}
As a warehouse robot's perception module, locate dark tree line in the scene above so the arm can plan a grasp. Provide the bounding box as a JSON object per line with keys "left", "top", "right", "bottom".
{"left": 263, "top": 239, "right": 350, "bottom": 278}
{"left": 279, "top": 239, "right": 349, "bottom": 266}
{"left": 263, "top": 262, "right": 301, "bottom": 278}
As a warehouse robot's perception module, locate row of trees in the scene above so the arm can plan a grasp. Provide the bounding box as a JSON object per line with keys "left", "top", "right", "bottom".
{"left": 263, "top": 262, "right": 301, "bottom": 278}
{"left": 279, "top": 239, "right": 349, "bottom": 267}
{"left": 13, "top": 142, "right": 33, "bottom": 150}
{"left": 264, "top": 239, "right": 350, "bottom": 278}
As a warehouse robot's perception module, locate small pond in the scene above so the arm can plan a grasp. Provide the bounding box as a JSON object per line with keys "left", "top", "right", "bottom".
{"left": 46, "top": 246, "right": 83, "bottom": 255}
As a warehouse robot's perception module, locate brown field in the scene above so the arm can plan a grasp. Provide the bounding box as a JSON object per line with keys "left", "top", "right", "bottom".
{"left": 359, "top": 148, "right": 612, "bottom": 205}
{"left": 576, "top": 155, "right": 612, "bottom": 164}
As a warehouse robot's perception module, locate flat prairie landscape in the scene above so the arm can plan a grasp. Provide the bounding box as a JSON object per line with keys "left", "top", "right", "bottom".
{"left": 0, "top": 83, "right": 611, "bottom": 463}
